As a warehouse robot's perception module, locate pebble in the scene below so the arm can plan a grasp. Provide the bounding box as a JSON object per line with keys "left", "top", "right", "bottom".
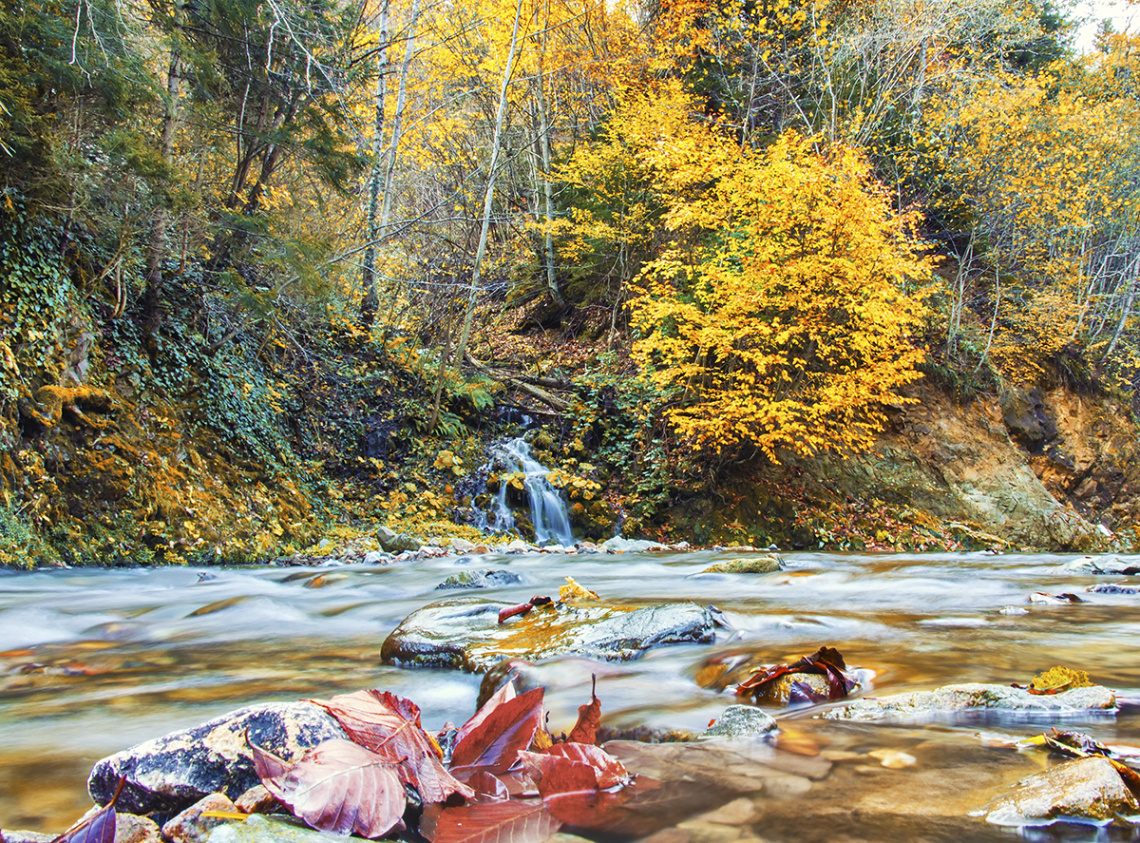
{"left": 867, "top": 749, "right": 917, "bottom": 769}
{"left": 695, "top": 797, "right": 758, "bottom": 826}
{"left": 676, "top": 820, "right": 743, "bottom": 843}
{"left": 117, "top": 813, "right": 164, "bottom": 843}
{"left": 163, "top": 793, "right": 239, "bottom": 843}
{"left": 234, "top": 784, "right": 277, "bottom": 813}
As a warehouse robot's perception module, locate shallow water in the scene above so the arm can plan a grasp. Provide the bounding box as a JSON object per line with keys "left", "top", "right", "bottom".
{"left": 3, "top": 550, "right": 1140, "bottom": 840}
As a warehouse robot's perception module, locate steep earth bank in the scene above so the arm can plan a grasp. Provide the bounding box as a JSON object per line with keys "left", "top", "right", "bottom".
{"left": 3, "top": 346, "right": 1137, "bottom": 565}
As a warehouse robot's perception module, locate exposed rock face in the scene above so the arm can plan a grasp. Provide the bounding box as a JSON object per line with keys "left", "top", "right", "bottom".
{"left": 783, "top": 381, "right": 1140, "bottom": 549}
{"left": 87, "top": 702, "right": 346, "bottom": 815}
{"left": 824, "top": 683, "right": 1116, "bottom": 722}
{"left": 983, "top": 756, "right": 1139, "bottom": 826}
{"left": 381, "top": 599, "right": 723, "bottom": 672}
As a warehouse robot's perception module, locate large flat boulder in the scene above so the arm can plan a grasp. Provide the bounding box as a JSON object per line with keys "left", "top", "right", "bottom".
{"left": 824, "top": 683, "right": 1116, "bottom": 723}
{"left": 87, "top": 702, "right": 346, "bottom": 815}
{"left": 381, "top": 598, "right": 722, "bottom": 672}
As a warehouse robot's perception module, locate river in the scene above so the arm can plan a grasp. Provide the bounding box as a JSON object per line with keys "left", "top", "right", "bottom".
{"left": 3, "top": 549, "right": 1140, "bottom": 841}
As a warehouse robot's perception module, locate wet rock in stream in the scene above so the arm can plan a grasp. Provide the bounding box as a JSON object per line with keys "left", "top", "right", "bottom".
{"left": 982, "top": 756, "right": 1140, "bottom": 826}
{"left": 824, "top": 683, "right": 1116, "bottom": 722}
{"left": 435, "top": 569, "right": 524, "bottom": 590}
{"left": 1060, "top": 555, "right": 1140, "bottom": 575}
{"left": 697, "top": 555, "right": 782, "bottom": 575}
{"left": 703, "top": 705, "right": 779, "bottom": 739}
{"left": 87, "top": 702, "right": 346, "bottom": 815}
{"left": 381, "top": 598, "right": 723, "bottom": 672}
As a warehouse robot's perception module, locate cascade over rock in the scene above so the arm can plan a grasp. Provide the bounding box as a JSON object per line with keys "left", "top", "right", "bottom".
{"left": 476, "top": 437, "right": 575, "bottom": 546}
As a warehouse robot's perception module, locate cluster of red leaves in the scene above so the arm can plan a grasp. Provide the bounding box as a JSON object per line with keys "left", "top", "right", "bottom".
{"left": 249, "top": 678, "right": 639, "bottom": 842}
{"left": 735, "top": 646, "right": 857, "bottom": 704}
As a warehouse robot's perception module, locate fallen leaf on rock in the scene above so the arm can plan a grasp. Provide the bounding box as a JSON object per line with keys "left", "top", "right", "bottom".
{"left": 735, "top": 646, "right": 857, "bottom": 704}
{"left": 251, "top": 737, "right": 406, "bottom": 838}
{"left": 307, "top": 690, "right": 473, "bottom": 803}
{"left": 534, "top": 755, "right": 599, "bottom": 799}
{"left": 498, "top": 597, "right": 553, "bottom": 624}
{"left": 1027, "top": 666, "right": 1094, "bottom": 695}
{"left": 423, "top": 798, "right": 561, "bottom": 843}
{"left": 451, "top": 687, "right": 546, "bottom": 776}
{"left": 559, "top": 577, "right": 599, "bottom": 602}
{"left": 1043, "top": 729, "right": 1111, "bottom": 758}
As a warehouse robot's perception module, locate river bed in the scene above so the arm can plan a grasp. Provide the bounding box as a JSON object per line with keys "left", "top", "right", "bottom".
{"left": 3, "top": 549, "right": 1140, "bottom": 841}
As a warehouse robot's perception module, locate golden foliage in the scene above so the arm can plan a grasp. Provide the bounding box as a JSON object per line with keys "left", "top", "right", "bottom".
{"left": 629, "top": 105, "right": 931, "bottom": 461}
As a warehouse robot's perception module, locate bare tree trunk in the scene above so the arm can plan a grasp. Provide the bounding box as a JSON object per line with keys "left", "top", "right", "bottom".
{"left": 453, "top": 0, "right": 525, "bottom": 365}
{"left": 428, "top": 317, "right": 453, "bottom": 430}
{"left": 535, "top": 0, "right": 564, "bottom": 307}
{"left": 142, "top": 0, "right": 185, "bottom": 333}
{"left": 1103, "top": 274, "right": 1138, "bottom": 360}
{"left": 380, "top": 0, "right": 419, "bottom": 238}
{"left": 360, "top": 0, "right": 391, "bottom": 330}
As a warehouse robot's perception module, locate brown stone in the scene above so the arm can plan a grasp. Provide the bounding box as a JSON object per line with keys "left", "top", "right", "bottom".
{"left": 234, "top": 784, "right": 278, "bottom": 814}
{"left": 162, "top": 793, "right": 239, "bottom": 843}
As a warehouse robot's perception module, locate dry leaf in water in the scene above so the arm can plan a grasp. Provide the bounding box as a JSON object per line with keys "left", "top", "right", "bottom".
{"left": 451, "top": 687, "right": 545, "bottom": 776}
{"left": 456, "top": 678, "right": 517, "bottom": 747}
{"left": 423, "top": 799, "right": 561, "bottom": 843}
{"left": 566, "top": 676, "right": 601, "bottom": 745}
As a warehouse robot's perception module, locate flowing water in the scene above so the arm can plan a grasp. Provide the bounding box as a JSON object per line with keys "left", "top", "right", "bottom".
{"left": 474, "top": 437, "right": 576, "bottom": 546}
{"left": 3, "top": 550, "right": 1140, "bottom": 841}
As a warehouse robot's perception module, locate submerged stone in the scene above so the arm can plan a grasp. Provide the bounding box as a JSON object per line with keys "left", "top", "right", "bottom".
{"left": 983, "top": 756, "right": 1139, "bottom": 826}
{"left": 87, "top": 702, "right": 346, "bottom": 815}
{"left": 824, "top": 683, "right": 1116, "bottom": 722}
{"left": 381, "top": 598, "right": 723, "bottom": 672}
{"left": 435, "top": 569, "right": 523, "bottom": 590}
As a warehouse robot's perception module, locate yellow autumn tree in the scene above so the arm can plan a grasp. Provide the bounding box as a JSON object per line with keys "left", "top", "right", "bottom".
{"left": 921, "top": 37, "right": 1140, "bottom": 383}
{"left": 631, "top": 120, "right": 932, "bottom": 461}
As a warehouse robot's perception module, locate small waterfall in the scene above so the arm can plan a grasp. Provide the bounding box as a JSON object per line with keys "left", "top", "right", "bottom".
{"left": 476, "top": 437, "right": 575, "bottom": 547}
